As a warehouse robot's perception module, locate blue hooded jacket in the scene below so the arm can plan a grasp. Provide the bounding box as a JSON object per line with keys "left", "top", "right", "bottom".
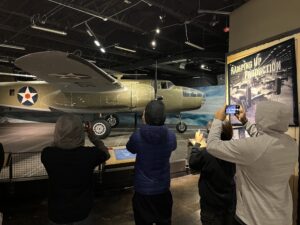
{"left": 126, "top": 125, "right": 177, "bottom": 195}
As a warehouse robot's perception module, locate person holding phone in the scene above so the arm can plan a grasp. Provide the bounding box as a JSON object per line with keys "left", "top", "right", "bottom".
{"left": 189, "top": 121, "right": 236, "bottom": 225}
{"left": 41, "top": 114, "right": 110, "bottom": 225}
{"left": 207, "top": 101, "right": 298, "bottom": 225}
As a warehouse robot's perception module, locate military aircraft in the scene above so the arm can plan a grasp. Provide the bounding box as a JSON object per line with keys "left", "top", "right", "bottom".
{"left": 0, "top": 51, "right": 205, "bottom": 138}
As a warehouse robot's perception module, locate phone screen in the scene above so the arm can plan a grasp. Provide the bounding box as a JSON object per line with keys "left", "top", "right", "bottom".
{"left": 225, "top": 105, "right": 239, "bottom": 114}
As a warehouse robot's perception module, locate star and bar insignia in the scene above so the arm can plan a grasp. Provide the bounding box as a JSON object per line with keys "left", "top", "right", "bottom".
{"left": 17, "top": 86, "right": 38, "bottom": 106}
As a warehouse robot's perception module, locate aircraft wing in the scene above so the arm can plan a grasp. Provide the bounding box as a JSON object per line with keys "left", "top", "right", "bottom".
{"left": 15, "top": 51, "right": 123, "bottom": 93}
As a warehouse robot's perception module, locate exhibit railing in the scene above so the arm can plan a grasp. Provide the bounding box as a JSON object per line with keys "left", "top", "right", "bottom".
{"left": 0, "top": 152, "right": 103, "bottom": 182}
{"left": 0, "top": 151, "right": 187, "bottom": 183}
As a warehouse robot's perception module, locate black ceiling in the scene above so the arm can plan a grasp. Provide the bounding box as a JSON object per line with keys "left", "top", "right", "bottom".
{"left": 0, "top": 0, "right": 248, "bottom": 80}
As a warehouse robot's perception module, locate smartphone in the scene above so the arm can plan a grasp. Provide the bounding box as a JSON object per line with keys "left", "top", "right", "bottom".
{"left": 225, "top": 105, "right": 240, "bottom": 114}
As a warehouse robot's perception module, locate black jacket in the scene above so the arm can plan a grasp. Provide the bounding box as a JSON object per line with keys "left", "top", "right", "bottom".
{"left": 189, "top": 145, "right": 236, "bottom": 213}
{"left": 41, "top": 145, "right": 109, "bottom": 223}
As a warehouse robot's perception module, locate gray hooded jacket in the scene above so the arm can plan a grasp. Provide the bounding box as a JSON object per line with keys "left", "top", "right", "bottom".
{"left": 207, "top": 101, "right": 298, "bottom": 225}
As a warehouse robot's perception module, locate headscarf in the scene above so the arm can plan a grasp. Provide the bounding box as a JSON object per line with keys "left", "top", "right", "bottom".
{"left": 53, "top": 114, "right": 85, "bottom": 149}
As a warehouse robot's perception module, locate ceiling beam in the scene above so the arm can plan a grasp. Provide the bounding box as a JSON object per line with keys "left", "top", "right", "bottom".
{"left": 47, "top": 0, "right": 181, "bottom": 46}
{"left": 0, "top": 23, "right": 141, "bottom": 60}
{"left": 145, "top": 0, "right": 223, "bottom": 38}
{"left": 112, "top": 51, "right": 224, "bottom": 71}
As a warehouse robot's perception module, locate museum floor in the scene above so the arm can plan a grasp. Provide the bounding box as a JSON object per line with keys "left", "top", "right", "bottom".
{"left": 0, "top": 175, "right": 201, "bottom": 225}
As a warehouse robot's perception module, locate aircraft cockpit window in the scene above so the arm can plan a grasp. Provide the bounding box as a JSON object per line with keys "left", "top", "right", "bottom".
{"left": 183, "top": 88, "right": 201, "bottom": 97}
{"left": 161, "top": 81, "right": 168, "bottom": 89}
{"left": 183, "top": 89, "right": 191, "bottom": 97}
{"left": 9, "top": 89, "right": 15, "bottom": 96}
{"left": 167, "top": 81, "right": 174, "bottom": 88}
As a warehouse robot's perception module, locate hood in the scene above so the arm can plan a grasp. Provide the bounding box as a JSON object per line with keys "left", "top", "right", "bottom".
{"left": 140, "top": 125, "right": 169, "bottom": 144}
{"left": 255, "top": 101, "right": 290, "bottom": 133}
{"left": 54, "top": 114, "right": 85, "bottom": 149}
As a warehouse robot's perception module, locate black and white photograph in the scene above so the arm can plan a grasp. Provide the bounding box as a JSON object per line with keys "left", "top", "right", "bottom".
{"left": 228, "top": 38, "right": 298, "bottom": 125}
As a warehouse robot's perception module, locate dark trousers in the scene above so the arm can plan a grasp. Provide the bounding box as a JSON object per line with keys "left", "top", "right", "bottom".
{"left": 132, "top": 190, "right": 173, "bottom": 225}
{"left": 200, "top": 209, "right": 235, "bottom": 225}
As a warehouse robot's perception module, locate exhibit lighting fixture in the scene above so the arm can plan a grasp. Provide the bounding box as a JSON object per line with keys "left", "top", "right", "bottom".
{"left": 184, "top": 23, "right": 205, "bottom": 51}
{"left": 0, "top": 43, "right": 26, "bottom": 51}
{"left": 114, "top": 45, "right": 136, "bottom": 53}
{"left": 141, "top": 0, "right": 152, "bottom": 7}
{"left": 216, "top": 60, "right": 225, "bottom": 64}
{"left": 86, "top": 29, "right": 93, "bottom": 37}
{"left": 156, "top": 28, "right": 160, "bottom": 34}
{"left": 197, "top": 9, "right": 230, "bottom": 15}
{"left": 94, "top": 40, "right": 101, "bottom": 47}
{"left": 0, "top": 59, "right": 10, "bottom": 63}
{"left": 31, "top": 24, "right": 67, "bottom": 36}
{"left": 100, "top": 47, "right": 106, "bottom": 53}
{"left": 151, "top": 40, "right": 156, "bottom": 47}
{"left": 185, "top": 41, "right": 205, "bottom": 50}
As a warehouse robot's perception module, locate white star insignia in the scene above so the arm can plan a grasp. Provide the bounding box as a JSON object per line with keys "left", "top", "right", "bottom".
{"left": 18, "top": 87, "right": 37, "bottom": 104}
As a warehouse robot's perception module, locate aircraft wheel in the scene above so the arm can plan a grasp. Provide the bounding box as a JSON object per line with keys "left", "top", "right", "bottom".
{"left": 105, "top": 114, "right": 119, "bottom": 128}
{"left": 91, "top": 119, "right": 111, "bottom": 139}
{"left": 176, "top": 122, "right": 187, "bottom": 133}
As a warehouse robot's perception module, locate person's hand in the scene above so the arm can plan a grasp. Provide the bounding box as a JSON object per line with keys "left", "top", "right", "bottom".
{"left": 195, "top": 130, "right": 203, "bottom": 144}
{"left": 235, "top": 105, "right": 248, "bottom": 125}
{"left": 214, "top": 105, "right": 226, "bottom": 121}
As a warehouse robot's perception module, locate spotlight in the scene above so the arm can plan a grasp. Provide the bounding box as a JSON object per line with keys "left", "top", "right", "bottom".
{"left": 156, "top": 28, "right": 160, "bottom": 34}
{"left": 151, "top": 40, "right": 156, "bottom": 48}
{"left": 86, "top": 29, "right": 93, "bottom": 37}
{"left": 100, "top": 47, "right": 106, "bottom": 53}
{"left": 94, "top": 40, "right": 101, "bottom": 47}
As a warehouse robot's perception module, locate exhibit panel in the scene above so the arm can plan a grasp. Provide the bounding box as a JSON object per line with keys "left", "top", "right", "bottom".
{"left": 227, "top": 32, "right": 300, "bottom": 224}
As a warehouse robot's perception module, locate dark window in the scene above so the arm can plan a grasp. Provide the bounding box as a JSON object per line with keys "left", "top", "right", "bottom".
{"left": 9, "top": 89, "right": 15, "bottom": 96}
{"left": 161, "top": 82, "right": 168, "bottom": 89}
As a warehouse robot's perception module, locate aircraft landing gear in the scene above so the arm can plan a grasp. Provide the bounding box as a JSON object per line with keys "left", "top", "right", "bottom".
{"left": 91, "top": 119, "right": 111, "bottom": 139}
{"left": 176, "top": 114, "right": 187, "bottom": 133}
{"left": 105, "top": 114, "right": 119, "bottom": 128}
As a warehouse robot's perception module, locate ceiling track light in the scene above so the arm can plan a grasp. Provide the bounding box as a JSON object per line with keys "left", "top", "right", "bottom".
{"left": 86, "top": 29, "right": 93, "bottom": 37}
{"left": 100, "top": 47, "right": 106, "bottom": 53}
{"left": 141, "top": 0, "right": 152, "bottom": 7}
{"left": 94, "top": 40, "right": 101, "bottom": 47}
{"left": 197, "top": 9, "right": 230, "bottom": 15}
{"left": 31, "top": 24, "right": 67, "bottom": 36}
{"left": 114, "top": 45, "right": 136, "bottom": 53}
{"left": 184, "top": 23, "right": 204, "bottom": 51}
{"left": 0, "top": 43, "right": 26, "bottom": 51}
{"left": 0, "top": 59, "right": 10, "bottom": 63}
{"left": 185, "top": 41, "right": 205, "bottom": 51}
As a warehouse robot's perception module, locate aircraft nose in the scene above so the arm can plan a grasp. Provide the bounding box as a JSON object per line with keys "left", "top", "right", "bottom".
{"left": 197, "top": 89, "right": 205, "bottom": 108}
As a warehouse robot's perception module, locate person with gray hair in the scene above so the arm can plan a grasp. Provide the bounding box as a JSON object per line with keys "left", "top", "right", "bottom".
{"left": 41, "top": 114, "right": 110, "bottom": 225}
{"left": 207, "top": 101, "right": 298, "bottom": 225}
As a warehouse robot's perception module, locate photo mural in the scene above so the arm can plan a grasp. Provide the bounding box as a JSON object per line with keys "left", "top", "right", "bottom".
{"left": 228, "top": 38, "right": 298, "bottom": 125}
